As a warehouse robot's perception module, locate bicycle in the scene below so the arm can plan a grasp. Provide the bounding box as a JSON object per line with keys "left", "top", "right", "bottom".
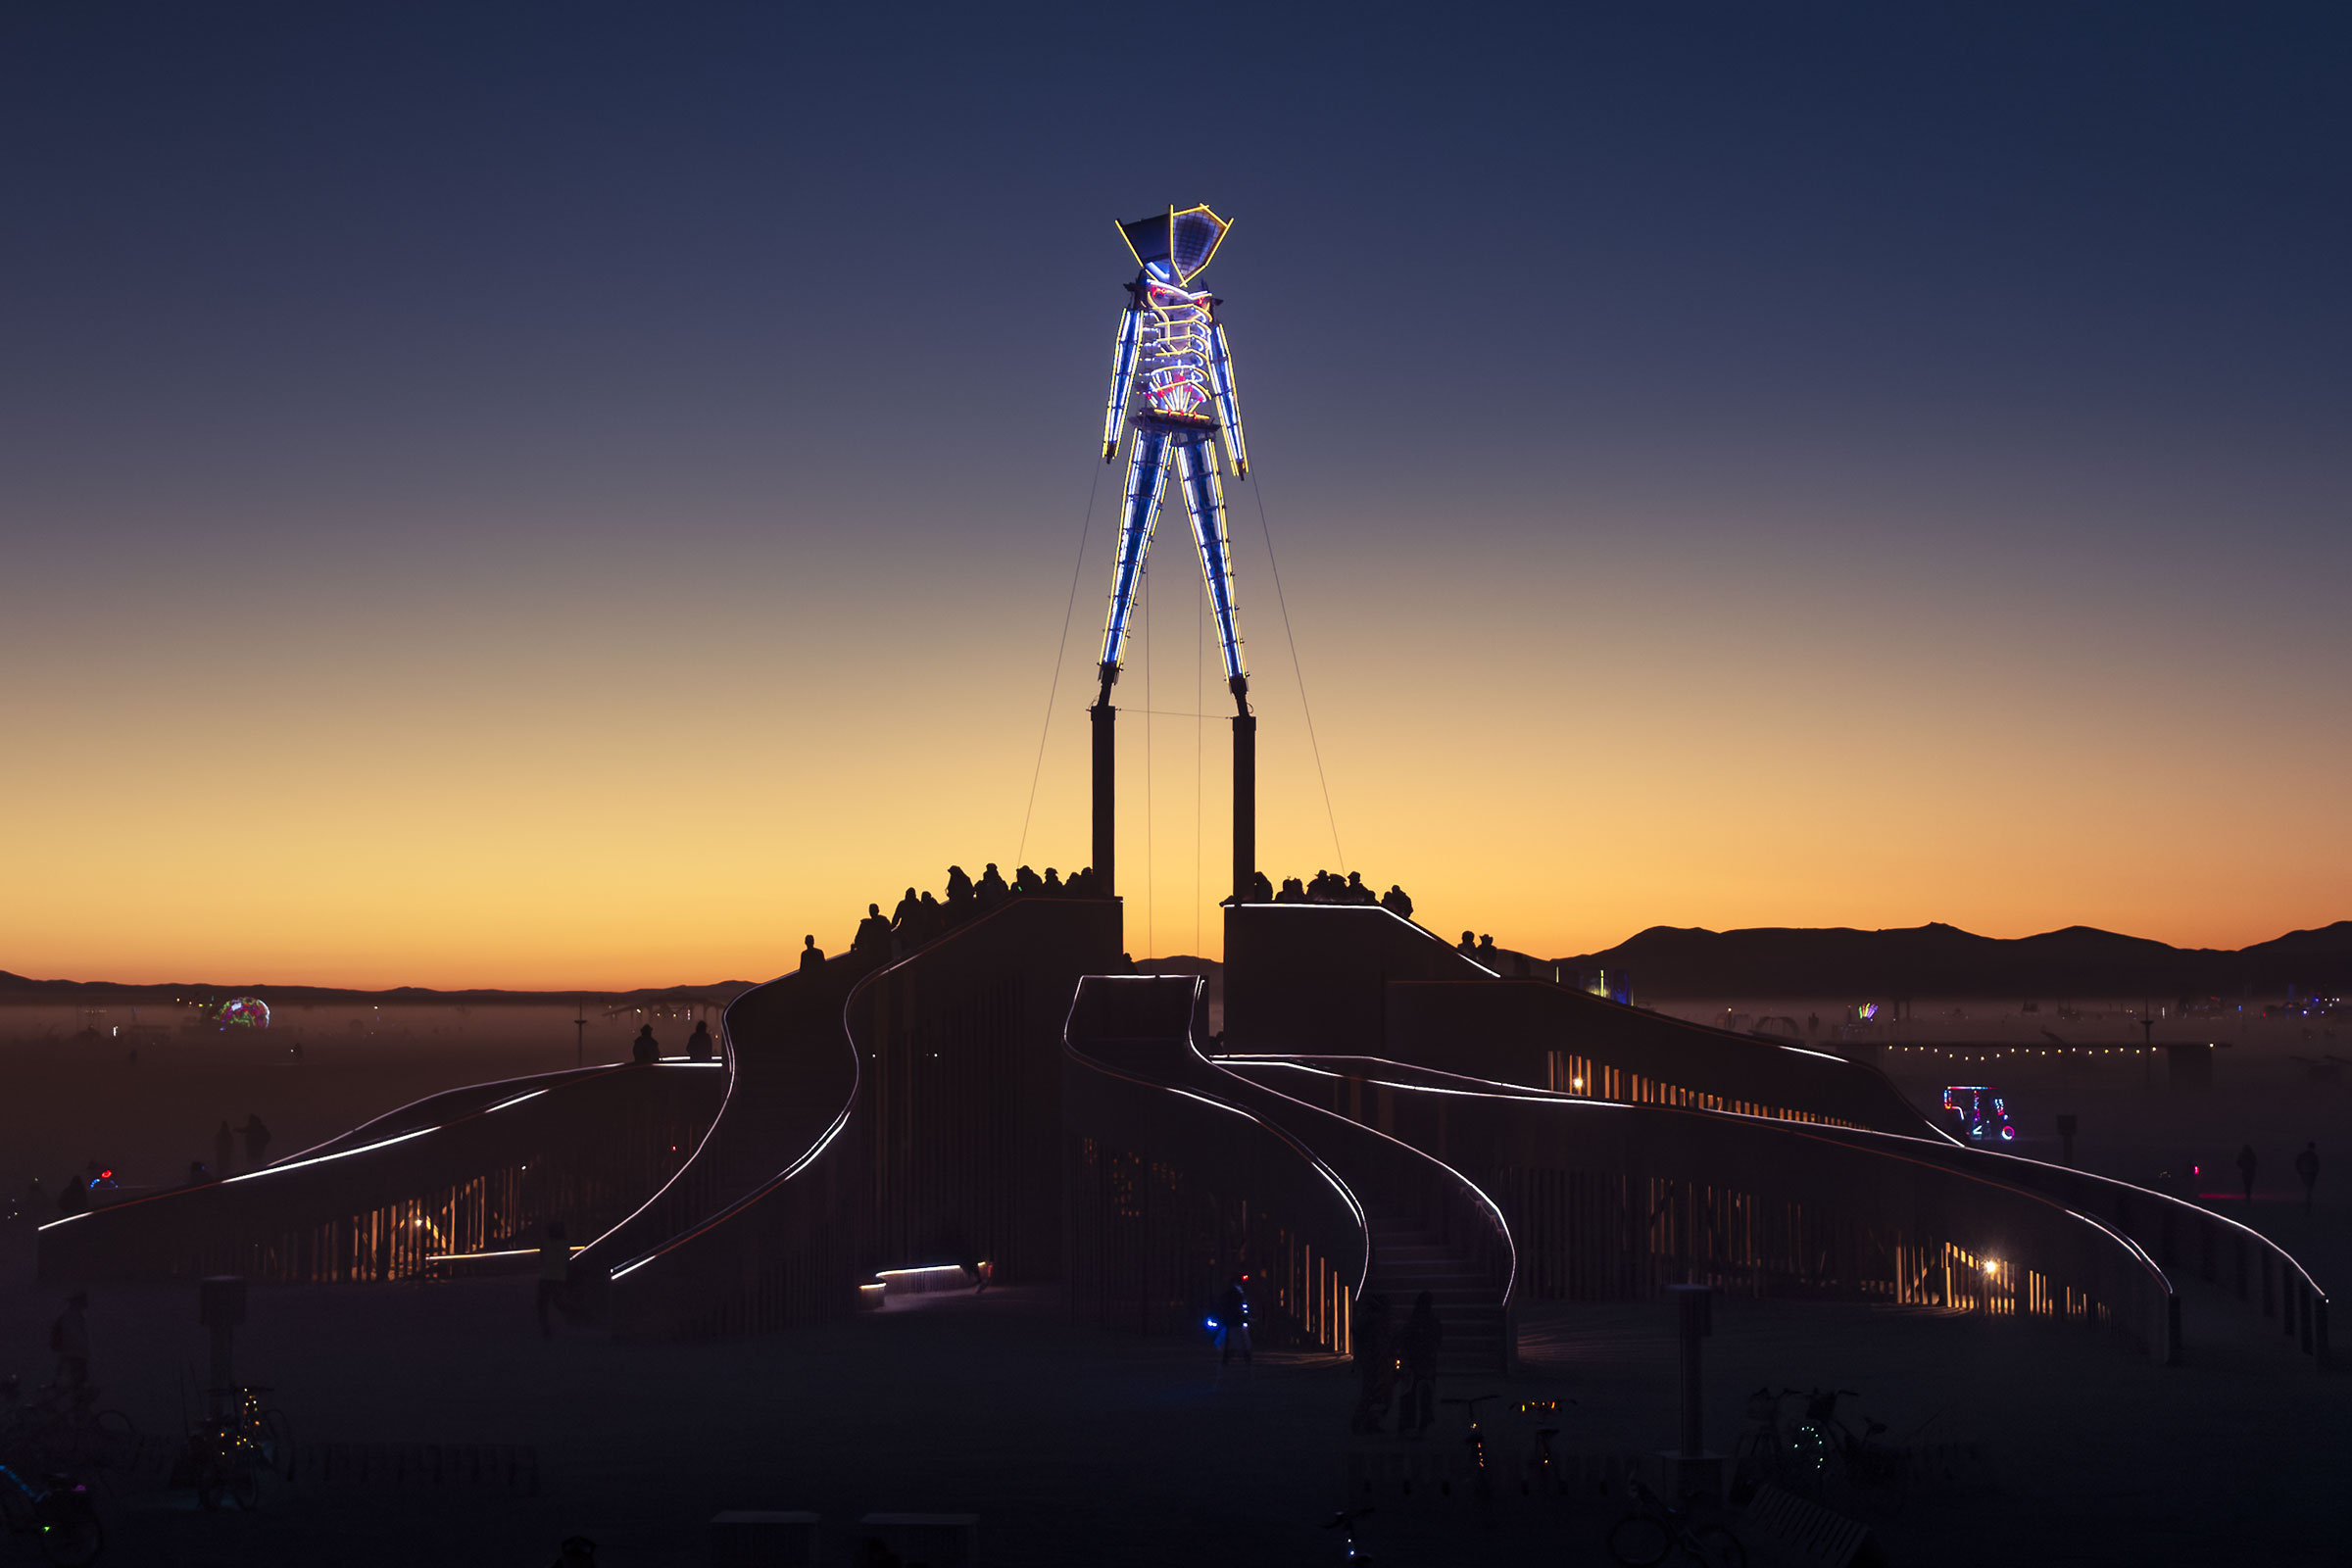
{"left": 185, "top": 1386, "right": 292, "bottom": 1510}
{"left": 1441, "top": 1394, "right": 1499, "bottom": 1500}
{"left": 0, "top": 1377, "right": 139, "bottom": 1482}
{"left": 1514, "top": 1397, "right": 1577, "bottom": 1496}
{"left": 1606, "top": 1479, "right": 1743, "bottom": 1567}
{"left": 0, "top": 1463, "right": 103, "bottom": 1566}
{"left": 1321, "top": 1505, "right": 1373, "bottom": 1563}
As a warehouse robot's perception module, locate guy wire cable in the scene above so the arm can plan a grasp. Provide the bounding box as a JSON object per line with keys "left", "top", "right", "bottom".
{"left": 1250, "top": 474, "right": 1345, "bottom": 874}
{"left": 1015, "top": 462, "right": 1103, "bottom": 867}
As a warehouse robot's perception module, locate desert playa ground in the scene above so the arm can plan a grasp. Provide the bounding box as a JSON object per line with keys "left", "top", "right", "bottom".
{"left": 3, "top": 1003, "right": 2347, "bottom": 1565}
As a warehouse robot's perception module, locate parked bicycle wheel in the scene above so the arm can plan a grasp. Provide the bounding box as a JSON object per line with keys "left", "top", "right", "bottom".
{"left": 37, "top": 1508, "right": 103, "bottom": 1567}
{"left": 1606, "top": 1513, "right": 1671, "bottom": 1566}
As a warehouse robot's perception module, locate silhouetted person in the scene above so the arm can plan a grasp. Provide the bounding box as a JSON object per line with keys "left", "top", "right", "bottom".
{"left": 1067, "top": 865, "right": 1099, "bottom": 897}
{"left": 1457, "top": 930, "right": 1476, "bottom": 956}
{"left": 242, "top": 1113, "right": 271, "bottom": 1167}
{"left": 51, "top": 1290, "right": 90, "bottom": 1390}
{"left": 1349, "top": 1292, "right": 1392, "bottom": 1433}
{"left": 890, "top": 886, "right": 922, "bottom": 938}
{"left": 536, "top": 1221, "right": 568, "bottom": 1338}
{"left": 914, "top": 891, "right": 946, "bottom": 943}
{"left": 1476, "top": 934, "right": 1498, "bottom": 962}
{"left": 1247, "top": 869, "right": 1273, "bottom": 903}
{"left": 1013, "top": 863, "right": 1040, "bottom": 896}
{"left": 214, "top": 1119, "right": 236, "bottom": 1178}
{"left": 632, "top": 1024, "right": 659, "bottom": 1064}
{"left": 54, "top": 1177, "right": 87, "bottom": 1216}
{"left": 1380, "top": 884, "right": 1413, "bottom": 918}
{"left": 977, "top": 863, "right": 1008, "bottom": 907}
{"left": 1216, "top": 1275, "right": 1252, "bottom": 1366}
{"left": 1344, "top": 871, "right": 1374, "bottom": 905}
{"left": 854, "top": 902, "right": 892, "bottom": 953}
{"left": 687, "top": 1020, "right": 714, "bottom": 1062}
{"left": 1398, "top": 1290, "right": 1442, "bottom": 1435}
{"left": 945, "top": 864, "right": 975, "bottom": 911}
{"left": 2295, "top": 1142, "right": 2320, "bottom": 1212}
{"left": 1276, "top": 877, "right": 1305, "bottom": 904}
{"left": 2236, "top": 1143, "right": 2259, "bottom": 1202}
{"left": 1043, "top": 867, "right": 1064, "bottom": 895}
{"left": 800, "top": 935, "right": 825, "bottom": 973}
{"left": 549, "top": 1537, "right": 597, "bottom": 1568}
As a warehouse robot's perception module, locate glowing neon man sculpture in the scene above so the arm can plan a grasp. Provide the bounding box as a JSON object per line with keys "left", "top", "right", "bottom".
{"left": 1089, "top": 204, "right": 1258, "bottom": 902}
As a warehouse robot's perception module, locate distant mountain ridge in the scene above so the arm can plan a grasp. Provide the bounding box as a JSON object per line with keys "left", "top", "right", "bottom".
{"left": 1554, "top": 920, "right": 2352, "bottom": 1001}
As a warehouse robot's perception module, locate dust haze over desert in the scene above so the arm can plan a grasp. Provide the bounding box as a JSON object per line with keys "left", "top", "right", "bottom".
{"left": 4, "top": 6, "right": 2348, "bottom": 1568}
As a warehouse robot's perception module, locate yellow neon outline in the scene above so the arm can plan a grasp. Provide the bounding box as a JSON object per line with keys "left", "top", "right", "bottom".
{"left": 1113, "top": 204, "right": 1234, "bottom": 285}
{"left": 1169, "top": 204, "right": 1231, "bottom": 284}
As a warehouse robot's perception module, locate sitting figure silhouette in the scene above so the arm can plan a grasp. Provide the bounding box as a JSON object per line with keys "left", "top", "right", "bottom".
{"left": 1043, "top": 867, "right": 1064, "bottom": 894}
{"left": 1380, "top": 884, "right": 1413, "bottom": 918}
{"left": 1457, "top": 930, "right": 1477, "bottom": 956}
{"left": 800, "top": 935, "right": 825, "bottom": 973}
{"left": 854, "top": 903, "right": 892, "bottom": 952}
{"left": 976, "top": 863, "right": 1009, "bottom": 907}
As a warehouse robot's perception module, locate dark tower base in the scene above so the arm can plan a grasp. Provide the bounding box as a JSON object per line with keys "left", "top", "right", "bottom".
{"left": 1232, "top": 692, "right": 1255, "bottom": 904}
{"left": 1092, "top": 695, "right": 1116, "bottom": 898}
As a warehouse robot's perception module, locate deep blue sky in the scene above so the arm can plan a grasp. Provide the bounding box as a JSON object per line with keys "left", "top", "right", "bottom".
{"left": 5, "top": 4, "right": 2349, "bottom": 981}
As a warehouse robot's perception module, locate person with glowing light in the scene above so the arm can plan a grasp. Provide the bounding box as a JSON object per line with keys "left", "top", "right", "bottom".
{"left": 1096, "top": 205, "right": 1252, "bottom": 720}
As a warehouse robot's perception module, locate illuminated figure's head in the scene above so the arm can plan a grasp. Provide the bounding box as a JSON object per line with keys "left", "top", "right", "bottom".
{"left": 1117, "top": 204, "right": 1231, "bottom": 286}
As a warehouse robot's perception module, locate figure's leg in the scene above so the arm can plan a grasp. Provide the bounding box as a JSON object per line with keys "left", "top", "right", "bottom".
{"left": 1099, "top": 426, "right": 1173, "bottom": 688}
{"left": 1173, "top": 433, "right": 1246, "bottom": 696}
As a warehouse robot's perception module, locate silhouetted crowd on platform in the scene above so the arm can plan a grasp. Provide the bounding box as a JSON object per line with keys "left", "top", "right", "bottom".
{"left": 1260, "top": 868, "right": 1414, "bottom": 916}
{"left": 827, "top": 861, "right": 1107, "bottom": 962}
{"left": 807, "top": 860, "right": 1419, "bottom": 971}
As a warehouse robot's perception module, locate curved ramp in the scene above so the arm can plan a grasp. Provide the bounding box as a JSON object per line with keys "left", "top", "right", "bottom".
{"left": 38, "top": 1060, "right": 724, "bottom": 1284}
{"left": 582, "top": 896, "right": 1121, "bottom": 1341}
{"left": 1216, "top": 1052, "right": 2197, "bottom": 1366}
{"left": 1222, "top": 903, "right": 1935, "bottom": 1136}
{"left": 1065, "top": 974, "right": 1514, "bottom": 1371}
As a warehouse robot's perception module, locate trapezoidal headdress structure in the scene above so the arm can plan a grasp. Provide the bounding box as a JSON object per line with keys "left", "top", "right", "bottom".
{"left": 1090, "top": 203, "right": 1256, "bottom": 906}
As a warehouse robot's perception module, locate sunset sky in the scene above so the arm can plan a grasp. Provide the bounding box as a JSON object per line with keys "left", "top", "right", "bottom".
{"left": 5, "top": 6, "right": 2347, "bottom": 989}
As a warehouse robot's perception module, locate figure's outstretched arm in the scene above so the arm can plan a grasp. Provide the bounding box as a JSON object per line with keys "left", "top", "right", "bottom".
{"left": 1207, "top": 319, "right": 1249, "bottom": 479}
{"left": 1101, "top": 304, "right": 1143, "bottom": 463}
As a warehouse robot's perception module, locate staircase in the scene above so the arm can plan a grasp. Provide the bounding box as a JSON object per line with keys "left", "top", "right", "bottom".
{"left": 1366, "top": 1216, "right": 1510, "bottom": 1375}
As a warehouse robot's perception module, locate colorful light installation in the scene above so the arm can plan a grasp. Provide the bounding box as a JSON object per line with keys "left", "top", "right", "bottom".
{"left": 1098, "top": 204, "right": 1251, "bottom": 704}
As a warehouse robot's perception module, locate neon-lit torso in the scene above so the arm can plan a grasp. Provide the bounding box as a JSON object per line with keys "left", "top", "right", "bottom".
{"left": 1137, "top": 281, "right": 1215, "bottom": 418}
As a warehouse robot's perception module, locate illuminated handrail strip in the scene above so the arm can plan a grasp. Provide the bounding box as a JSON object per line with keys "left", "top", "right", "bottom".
{"left": 1063, "top": 977, "right": 1370, "bottom": 1293}
{"left": 224, "top": 1125, "right": 438, "bottom": 1183}
{"left": 1269, "top": 1049, "right": 2169, "bottom": 1304}
{"left": 1194, "top": 1041, "right": 1517, "bottom": 1309}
